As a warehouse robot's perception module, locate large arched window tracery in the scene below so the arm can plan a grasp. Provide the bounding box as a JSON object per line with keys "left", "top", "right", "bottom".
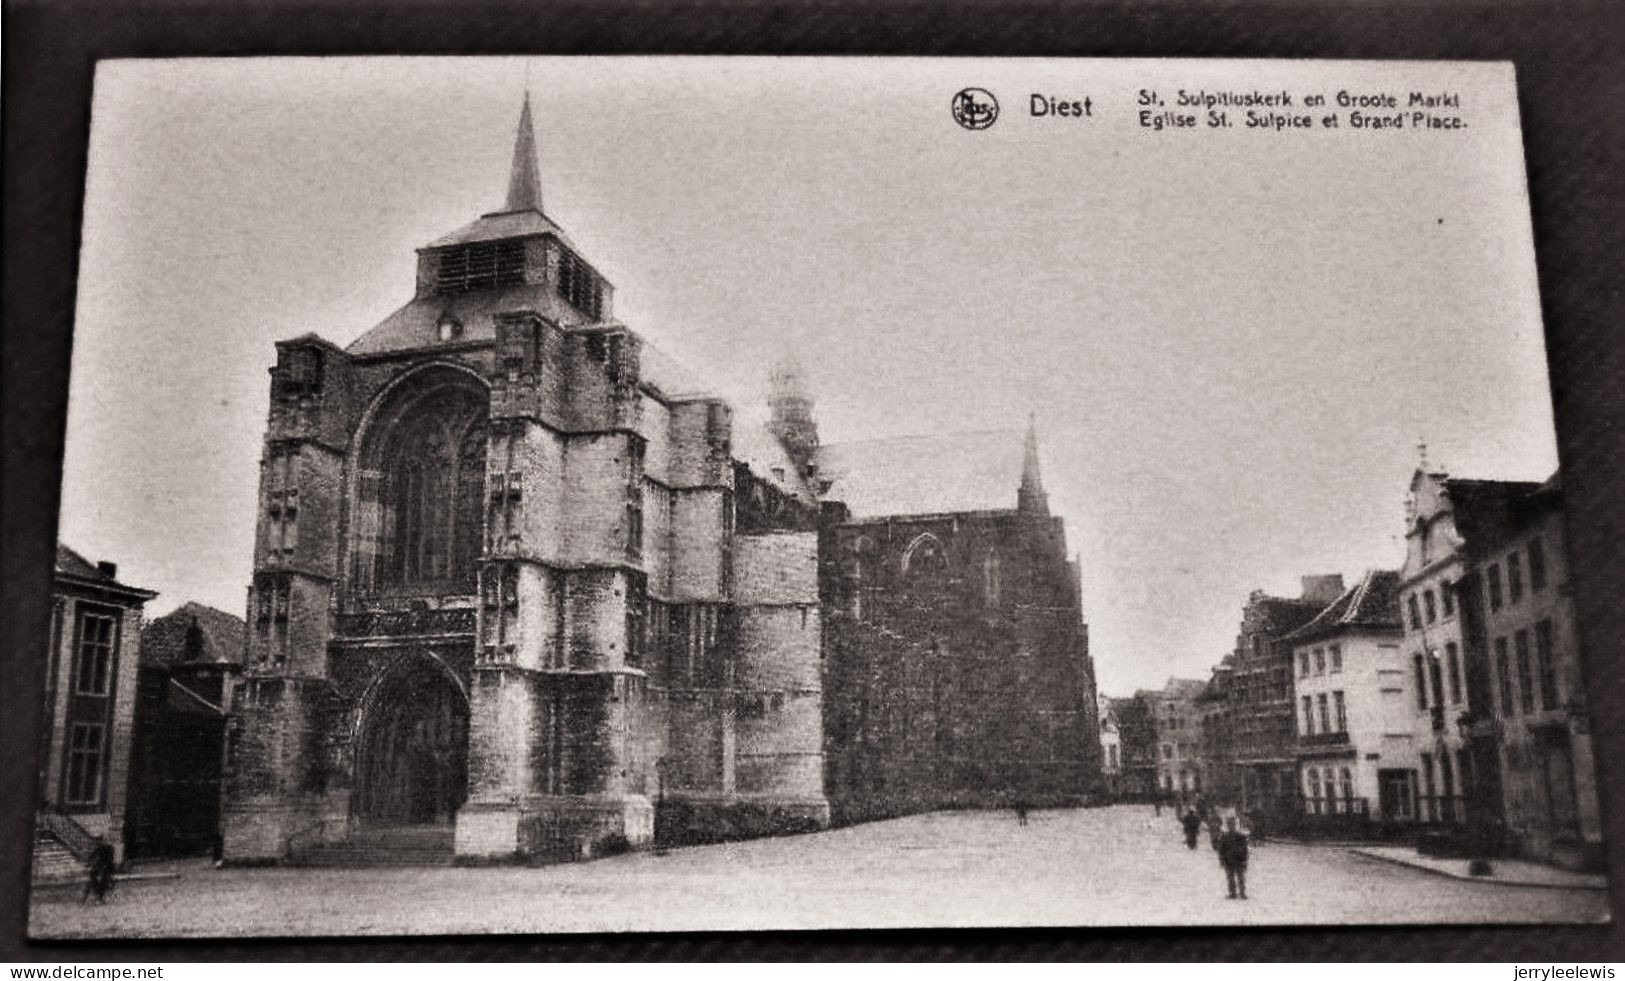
{"left": 356, "top": 371, "right": 488, "bottom": 596}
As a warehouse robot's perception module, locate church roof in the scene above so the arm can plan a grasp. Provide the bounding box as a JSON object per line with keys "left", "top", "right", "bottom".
{"left": 346, "top": 284, "right": 553, "bottom": 357}
{"left": 141, "top": 601, "right": 247, "bottom": 668}
{"left": 422, "top": 209, "right": 575, "bottom": 251}
{"left": 731, "top": 419, "right": 816, "bottom": 502}
{"left": 814, "top": 428, "right": 1028, "bottom": 520}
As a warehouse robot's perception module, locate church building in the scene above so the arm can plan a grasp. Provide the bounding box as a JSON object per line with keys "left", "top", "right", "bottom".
{"left": 224, "top": 98, "right": 829, "bottom": 863}
{"left": 223, "top": 99, "right": 1099, "bottom": 864}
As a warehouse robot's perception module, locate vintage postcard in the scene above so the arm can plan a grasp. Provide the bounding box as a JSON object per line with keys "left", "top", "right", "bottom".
{"left": 28, "top": 55, "right": 1607, "bottom": 938}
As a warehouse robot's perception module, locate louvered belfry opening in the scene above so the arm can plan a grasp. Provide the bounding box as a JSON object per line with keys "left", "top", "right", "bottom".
{"left": 435, "top": 241, "right": 525, "bottom": 294}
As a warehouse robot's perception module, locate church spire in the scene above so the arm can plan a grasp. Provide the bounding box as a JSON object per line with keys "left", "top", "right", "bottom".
{"left": 504, "top": 93, "right": 543, "bottom": 214}
{"left": 1019, "top": 412, "right": 1049, "bottom": 514}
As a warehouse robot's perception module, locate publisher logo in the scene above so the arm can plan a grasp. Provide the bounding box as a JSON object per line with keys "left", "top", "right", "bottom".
{"left": 951, "top": 88, "right": 1000, "bottom": 130}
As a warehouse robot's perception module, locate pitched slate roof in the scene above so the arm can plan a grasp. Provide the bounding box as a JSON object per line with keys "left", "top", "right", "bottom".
{"left": 1447, "top": 476, "right": 1553, "bottom": 552}
{"left": 54, "top": 544, "right": 106, "bottom": 581}
{"left": 814, "top": 428, "right": 1027, "bottom": 520}
{"left": 1283, "top": 569, "right": 1402, "bottom": 644}
{"left": 140, "top": 602, "right": 247, "bottom": 668}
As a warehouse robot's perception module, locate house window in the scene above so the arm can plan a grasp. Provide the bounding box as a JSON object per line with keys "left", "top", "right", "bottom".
{"left": 1330, "top": 645, "right": 1342, "bottom": 673}
{"left": 1317, "top": 693, "right": 1330, "bottom": 733}
{"left": 1407, "top": 594, "right": 1423, "bottom": 630}
{"left": 1428, "top": 650, "right": 1445, "bottom": 711}
{"left": 1301, "top": 695, "right": 1314, "bottom": 735}
{"left": 1507, "top": 552, "right": 1524, "bottom": 603}
{"left": 1487, "top": 564, "right": 1504, "bottom": 611}
{"left": 1340, "top": 767, "right": 1354, "bottom": 808}
{"left": 1314, "top": 648, "right": 1325, "bottom": 675}
{"left": 1495, "top": 636, "right": 1514, "bottom": 716}
{"left": 64, "top": 723, "right": 107, "bottom": 806}
{"left": 1528, "top": 537, "right": 1548, "bottom": 591}
{"left": 1413, "top": 653, "right": 1428, "bottom": 710}
{"left": 1423, "top": 589, "right": 1437, "bottom": 623}
{"left": 1441, "top": 580, "right": 1455, "bottom": 617}
{"left": 1298, "top": 651, "right": 1309, "bottom": 678}
{"left": 1307, "top": 768, "right": 1321, "bottom": 810}
{"left": 73, "top": 609, "right": 118, "bottom": 696}
{"left": 1334, "top": 690, "right": 1347, "bottom": 732}
{"left": 1515, "top": 629, "right": 1535, "bottom": 715}
{"left": 1535, "top": 618, "right": 1558, "bottom": 711}
{"left": 1445, "top": 642, "right": 1462, "bottom": 705}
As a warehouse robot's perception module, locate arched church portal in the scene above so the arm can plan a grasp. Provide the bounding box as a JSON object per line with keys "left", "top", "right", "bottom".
{"left": 355, "top": 656, "right": 469, "bottom": 826}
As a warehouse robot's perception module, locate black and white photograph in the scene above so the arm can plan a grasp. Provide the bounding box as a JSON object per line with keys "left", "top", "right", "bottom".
{"left": 19, "top": 53, "right": 1613, "bottom": 939}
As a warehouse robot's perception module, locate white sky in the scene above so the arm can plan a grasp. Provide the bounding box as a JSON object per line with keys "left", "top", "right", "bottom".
{"left": 60, "top": 57, "right": 1557, "bottom": 697}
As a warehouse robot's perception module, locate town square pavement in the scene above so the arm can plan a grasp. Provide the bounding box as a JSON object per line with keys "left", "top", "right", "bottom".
{"left": 30, "top": 805, "right": 1609, "bottom": 938}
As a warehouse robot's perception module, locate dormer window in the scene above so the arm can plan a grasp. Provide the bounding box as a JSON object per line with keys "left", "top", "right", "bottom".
{"left": 436, "top": 241, "right": 525, "bottom": 294}
{"left": 436, "top": 310, "right": 464, "bottom": 342}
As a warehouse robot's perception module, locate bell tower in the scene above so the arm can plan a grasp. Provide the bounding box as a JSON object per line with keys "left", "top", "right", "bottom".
{"left": 767, "top": 356, "right": 819, "bottom": 478}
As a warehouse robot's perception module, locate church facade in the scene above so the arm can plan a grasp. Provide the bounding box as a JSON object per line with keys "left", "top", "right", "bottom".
{"left": 224, "top": 99, "right": 828, "bottom": 862}
{"left": 223, "top": 101, "right": 1098, "bottom": 863}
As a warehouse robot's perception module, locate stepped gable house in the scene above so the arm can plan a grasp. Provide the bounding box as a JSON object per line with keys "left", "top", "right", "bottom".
{"left": 225, "top": 98, "right": 830, "bottom": 863}
{"left": 815, "top": 411, "right": 1101, "bottom": 821}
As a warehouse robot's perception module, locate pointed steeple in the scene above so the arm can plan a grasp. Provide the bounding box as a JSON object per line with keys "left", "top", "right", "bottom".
{"left": 504, "top": 93, "right": 543, "bottom": 214}
{"left": 1019, "top": 412, "right": 1049, "bottom": 514}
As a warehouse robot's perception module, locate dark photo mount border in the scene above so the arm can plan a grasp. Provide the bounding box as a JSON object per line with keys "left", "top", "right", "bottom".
{"left": 3, "top": 0, "right": 1623, "bottom": 962}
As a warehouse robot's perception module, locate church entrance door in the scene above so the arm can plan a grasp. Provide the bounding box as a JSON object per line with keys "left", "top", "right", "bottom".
{"left": 355, "top": 657, "right": 469, "bottom": 827}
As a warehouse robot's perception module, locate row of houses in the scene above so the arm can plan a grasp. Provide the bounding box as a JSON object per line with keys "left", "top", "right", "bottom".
{"left": 1100, "top": 467, "right": 1603, "bottom": 871}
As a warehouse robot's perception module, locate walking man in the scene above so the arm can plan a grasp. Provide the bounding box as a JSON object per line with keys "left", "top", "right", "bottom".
{"left": 81, "top": 836, "right": 115, "bottom": 905}
{"left": 1218, "top": 816, "right": 1250, "bottom": 899}
{"left": 1180, "top": 808, "right": 1202, "bottom": 850}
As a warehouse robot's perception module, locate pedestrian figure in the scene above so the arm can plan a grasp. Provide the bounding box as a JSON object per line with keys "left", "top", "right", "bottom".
{"left": 1180, "top": 809, "right": 1202, "bottom": 850}
{"left": 1014, "top": 800, "right": 1029, "bottom": 827}
{"left": 1218, "top": 816, "right": 1249, "bottom": 899}
{"left": 1207, "top": 811, "right": 1223, "bottom": 851}
{"left": 81, "top": 836, "right": 115, "bottom": 905}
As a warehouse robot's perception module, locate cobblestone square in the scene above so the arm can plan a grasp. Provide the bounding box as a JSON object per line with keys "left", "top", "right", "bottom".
{"left": 29, "top": 806, "right": 1609, "bottom": 939}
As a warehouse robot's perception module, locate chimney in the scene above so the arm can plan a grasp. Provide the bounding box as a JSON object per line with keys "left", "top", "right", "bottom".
{"left": 96, "top": 560, "right": 118, "bottom": 580}
{"left": 1300, "top": 574, "right": 1345, "bottom": 604}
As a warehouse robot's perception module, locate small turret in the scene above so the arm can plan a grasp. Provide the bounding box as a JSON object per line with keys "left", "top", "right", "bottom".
{"left": 1018, "top": 413, "right": 1049, "bottom": 515}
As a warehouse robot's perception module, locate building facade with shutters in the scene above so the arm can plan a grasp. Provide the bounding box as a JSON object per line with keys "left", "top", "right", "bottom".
{"left": 38, "top": 546, "right": 157, "bottom": 863}
{"left": 223, "top": 99, "right": 830, "bottom": 863}
{"left": 1282, "top": 570, "right": 1412, "bottom": 825}
{"left": 1455, "top": 475, "right": 1601, "bottom": 869}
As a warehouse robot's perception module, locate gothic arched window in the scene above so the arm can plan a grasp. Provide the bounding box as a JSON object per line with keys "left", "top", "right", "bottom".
{"left": 361, "top": 374, "right": 488, "bottom": 595}
{"left": 982, "top": 549, "right": 1003, "bottom": 607}
{"left": 901, "top": 533, "right": 949, "bottom": 585}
